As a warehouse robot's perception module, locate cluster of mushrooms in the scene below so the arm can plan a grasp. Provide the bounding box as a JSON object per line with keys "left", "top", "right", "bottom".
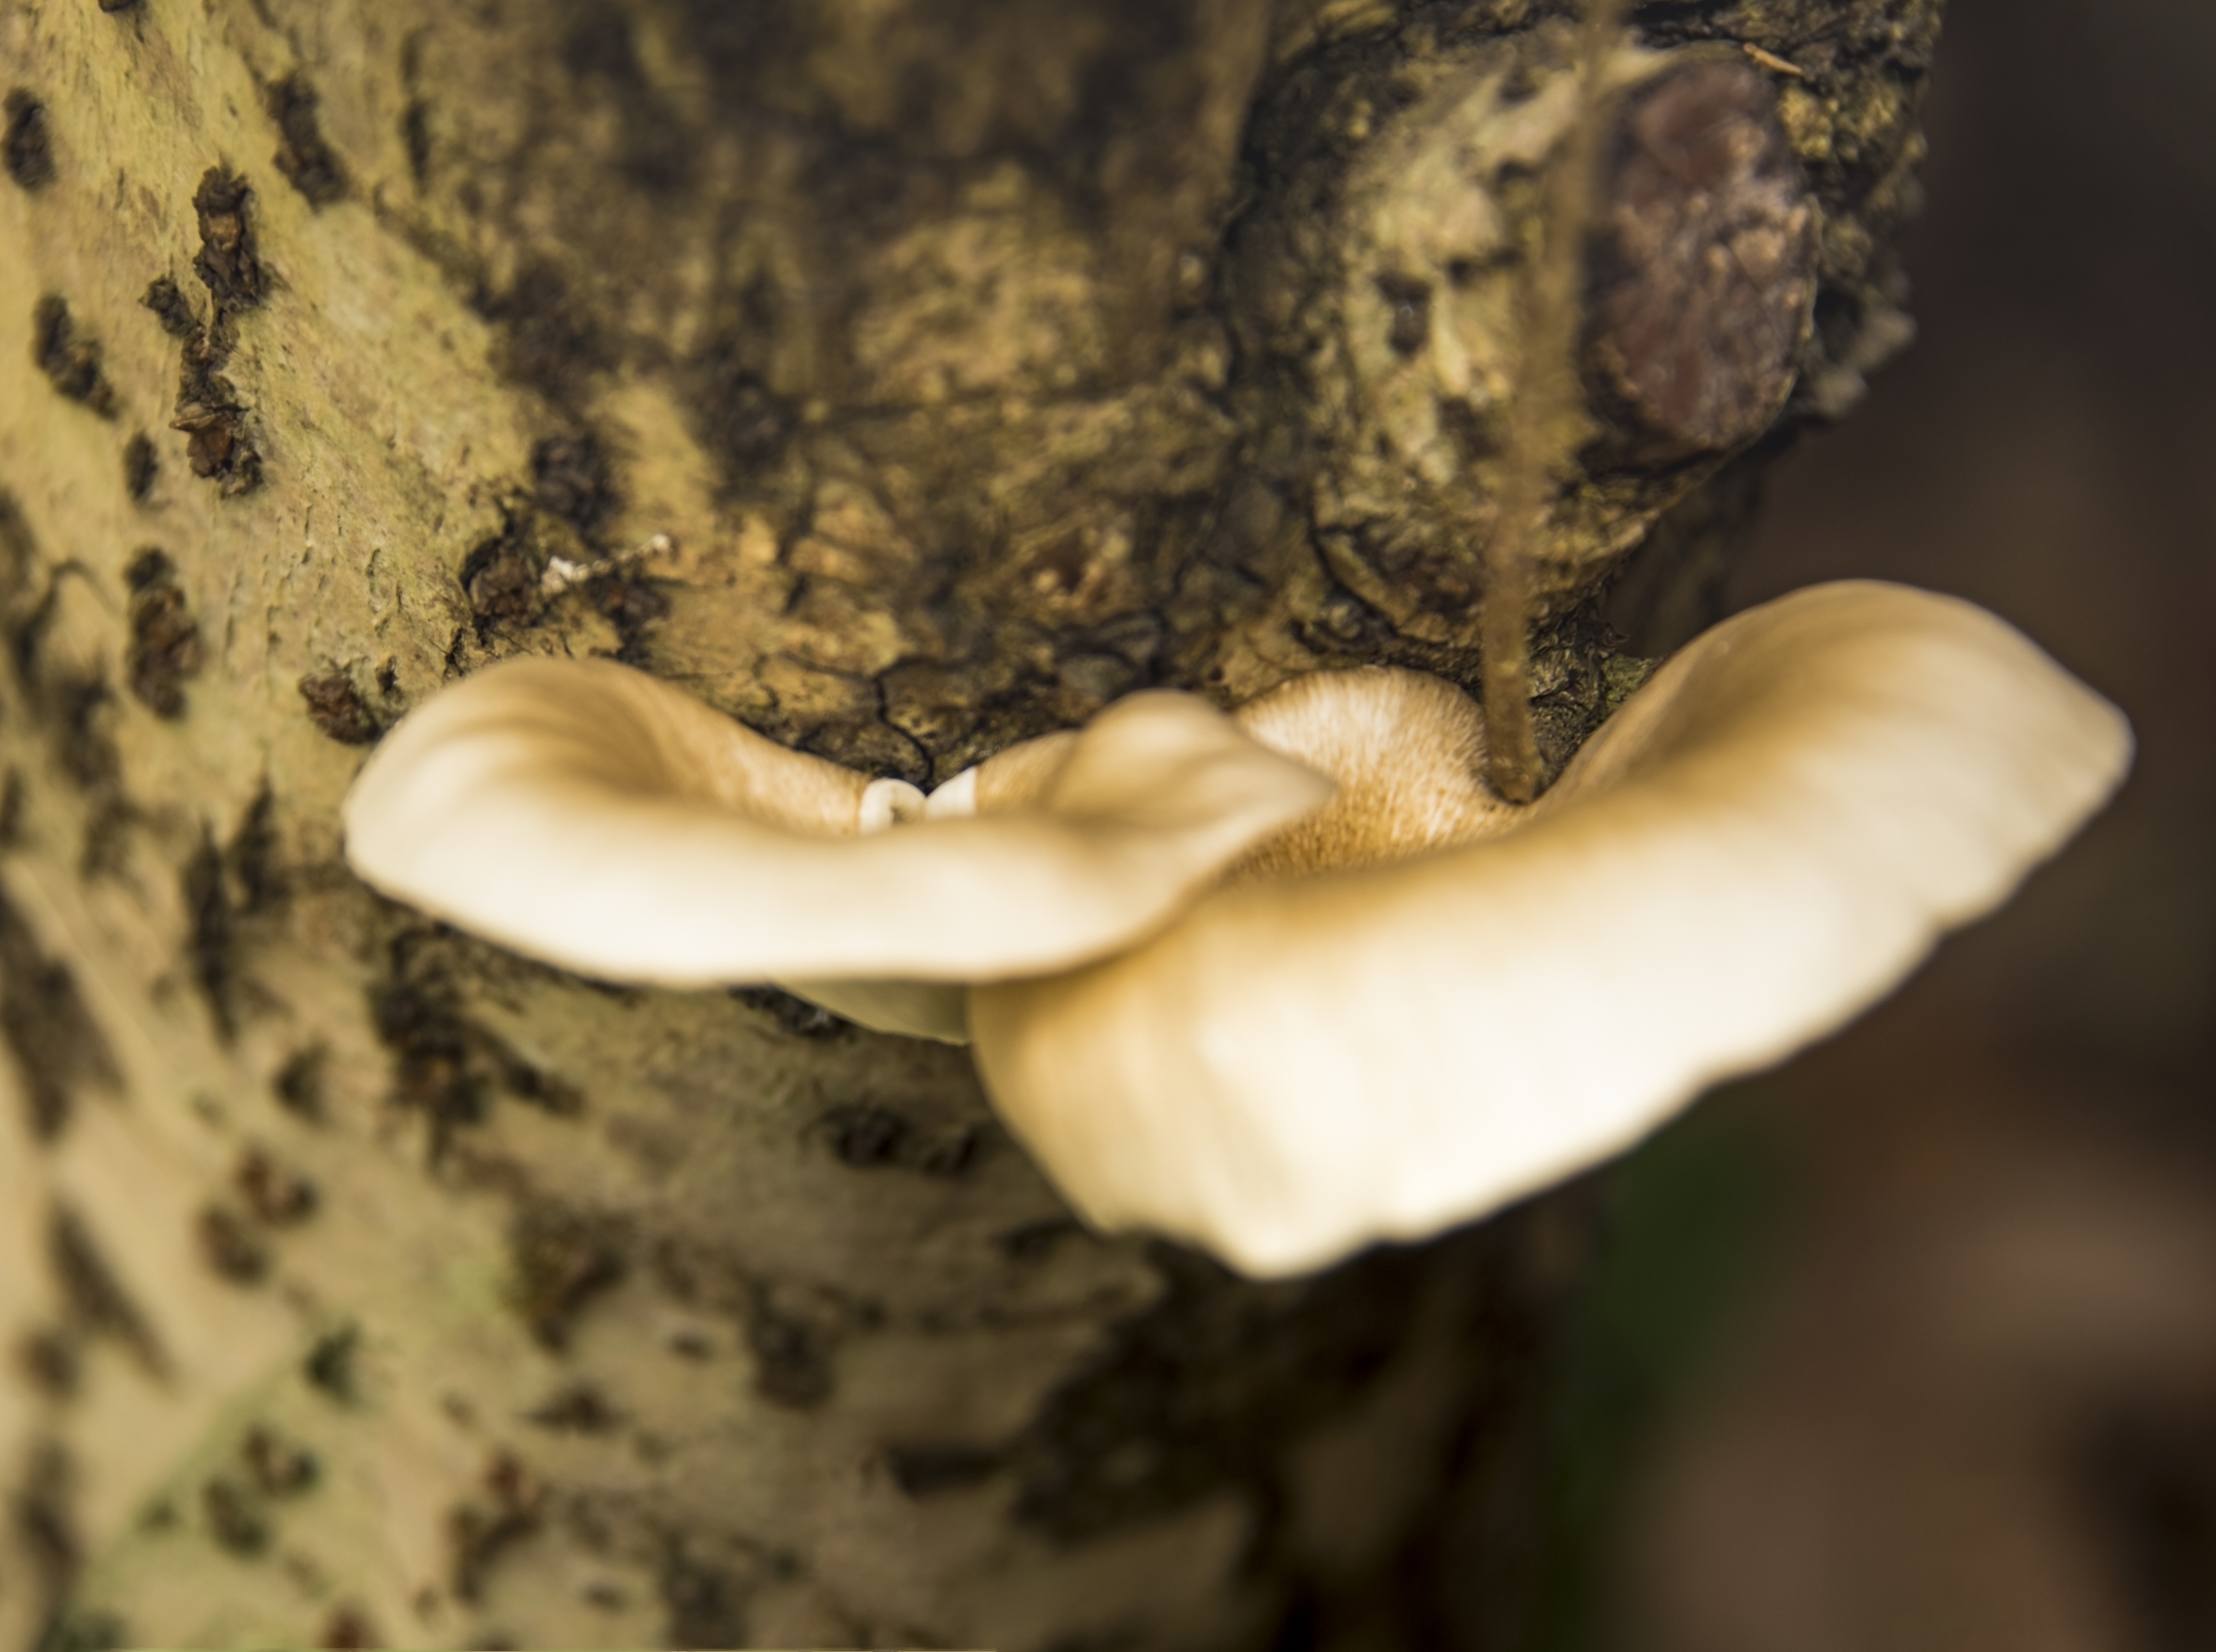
{"left": 344, "top": 581, "right": 2130, "bottom": 1276}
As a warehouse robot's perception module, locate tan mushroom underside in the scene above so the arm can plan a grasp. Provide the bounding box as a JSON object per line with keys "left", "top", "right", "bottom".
{"left": 342, "top": 657, "right": 1332, "bottom": 1010}
{"left": 970, "top": 581, "right": 2135, "bottom": 1277}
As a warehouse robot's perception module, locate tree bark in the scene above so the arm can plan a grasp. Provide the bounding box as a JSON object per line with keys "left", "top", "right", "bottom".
{"left": 0, "top": 0, "right": 1937, "bottom": 1645}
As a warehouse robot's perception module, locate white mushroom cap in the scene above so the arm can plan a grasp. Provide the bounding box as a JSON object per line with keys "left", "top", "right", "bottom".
{"left": 969, "top": 581, "right": 2134, "bottom": 1277}
{"left": 342, "top": 657, "right": 1333, "bottom": 1010}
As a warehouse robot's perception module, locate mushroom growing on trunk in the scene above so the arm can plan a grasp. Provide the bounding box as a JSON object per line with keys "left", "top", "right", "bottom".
{"left": 345, "top": 580, "right": 2130, "bottom": 1276}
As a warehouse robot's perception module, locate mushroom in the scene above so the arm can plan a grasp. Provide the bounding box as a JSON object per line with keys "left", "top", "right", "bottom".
{"left": 968, "top": 581, "right": 2133, "bottom": 1276}
{"left": 343, "top": 581, "right": 2130, "bottom": 1280}
{"left": 341, "top": 655, "right": 1332, "bottom": 1042}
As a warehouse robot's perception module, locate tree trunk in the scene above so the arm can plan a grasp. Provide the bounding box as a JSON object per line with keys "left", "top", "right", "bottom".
{"left": 0, "top": 0, "right": 1936, "bottom": 1645}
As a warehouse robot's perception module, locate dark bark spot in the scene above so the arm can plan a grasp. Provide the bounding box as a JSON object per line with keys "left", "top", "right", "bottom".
{"left": 15, "top": 1328, "right": 78, "bottom": 1399}
{"left": 744, "top": 1289, "right": 835, "bottom": 1410}
{"left": 235, "top": 1146, "right": 317, "bottom": 1225}
{"left": 169, "top": 393, "right": 262, "bottom": 494}
{"left": 456, "top": 483, "right": 656, "bottom": 653}
{"left": 919, "top": 1127, "right": 985, "bottom": 1177}
{"left": 824, "top": 1104, "right": 910, "bottom": 1167}
{"left": 273, "top": 1043, "right": 327, "bottom": 1120}
{"left": 191, "top": 167, "right": 263, "bottom": 307}
{"left": 148, "top": 203, "right": 265, "bottom": 493}
{"left": 318, "top": 1606, "right": 381, "bottom": 1650}
{"left": 658, "top": 1546, "right": 751, "bottom": 1650}
{"left": 0, "top": 488, "right": 37, "bottom": 605}
{"left": 800, "top": 716, "right": 930, "bottom": 788}
{"left": 4, "top": 90, "right": 56, "bottom": 190}
{"left": 140, "top": 277, "right": 200, "bottom": 339}
{"left": 298, "top": 670, "right": 381, "bottom": 743}
{"left": 200, "top": 1475, "right": 269, "bottom": 1555}
{"left": 731, "top": 985, "right": 852, "bottom": 1040}
{"left": 123, "top": 550, "right": 201, "bottom": 716}
{"left": 241, "top": 1424, "right": 318, "bottom": 1496}
{"left": 182, "top": 833, "right": 236, "bottom": 1040}
{"left": 48, "top": 673, "right": 120, "bottom": 793}
{"left": 31, "top": 296, "right": 119, "bottom": 415}
{"left": 460, "top": 516, "right": 546, "bottom": 632}
{"left": 561, "top": 6, "right": 697, "bottom": 192}
{"left": 402, "top": 98, "right": 431, "bottom": 185}
{"left": 818, "top": 1103, "right": 988, "bottom": 1177}
{"left": 372, "top": 946, "right": 581, "bottom": 1152}
{"left": 196, "top": 1205, "right": 270, "bottom": 1284}
{"left": 509, "top": 1205, "right": 626, "bottom": 1351}
{"left": 48, "top": 1204, "right": 166, "bottom": 1377}
{"left": 122, "top": 431, "right": 158, "bottom": 499}
{"left": 584, "top": 569, "right": 669, "bottom": 665}
{"left": 76, "top": 796, "right": 133, "bottom": 883}
{"left": 531, "top": 432, "right": 620, "bottom": 541}
{"left": 472, "top": 258, "right": 612, "bottom": 402}
{"left": 0, "top": 556, "right": 127, "bottom": 809}
{"left": 498, "top": 1055, "right": 584, "bottom": 1117}
{"left": 1000, "top": 1218, "right": 1085, "bottom": 1263}
{"left": 0, "top": 892, "right": 121, "bottom": 1139}
{"left": 0, "top": 766, "right": 23, "bottom": 850}
{"left": 266, "top": 73, "right": 347, "bottom": 206}
{"left": 526, "top": 1382, "right": 622, "bottom": 1433}
{"left": 229, "top": 783, "right": 280, "bottom": 909}
{"left": 303, "top": 1324, "right": 360, "bottom": 1402}
{"left": 374, "top": 979, "right": 486, "bottom": 1138}
{"left": 11, "top": 1441, "right": 81, "bottom": 1625}
{"left": 1013, "top": 1231, "right": 1512, "bottom": 1542}
{"left": 1586, "top": 59, "right": 1817, "bottom": 463}
{"left": 122, "top": 538, "right": 169, "bottom": 593}
{"left": 96, "top": 0, "right": 140, "bottom": 11}
{"left": 1375, "top": 271, "right": 1431, "bottom": 356}
{"left": 886, "top": 1442, "right": 1004, "bottom": 1498}
{"left": 683, "top": 335, "right": 790, "bottom": 485}
{"left": 447, "top": 1452, "right": 542, "bottom": 1601}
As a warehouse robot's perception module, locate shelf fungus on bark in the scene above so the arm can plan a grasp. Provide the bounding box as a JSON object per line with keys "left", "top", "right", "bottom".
{"left": 340, "top": 655, "right": 1331, "bottom": 1042}
{"left": 970, "top": 582, "right": 2131, "bottom": 1276}
{"left": 343, "top": 582, "right": 2130, "bottom": 1278}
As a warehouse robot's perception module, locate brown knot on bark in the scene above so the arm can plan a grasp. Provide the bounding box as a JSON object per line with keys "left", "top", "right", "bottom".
{"left": 1585, "top": 57, "right": 1818, "bottom": 465}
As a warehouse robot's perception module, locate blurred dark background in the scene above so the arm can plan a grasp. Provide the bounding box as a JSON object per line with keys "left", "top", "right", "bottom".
{"left": 1560, "top": 0, "right": 2216, "bottom": 1646}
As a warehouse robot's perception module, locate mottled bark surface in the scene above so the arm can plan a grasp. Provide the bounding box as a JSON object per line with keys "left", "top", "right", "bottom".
{"left": 0, "top": 0, "right": 1936, "bottom": 1645}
